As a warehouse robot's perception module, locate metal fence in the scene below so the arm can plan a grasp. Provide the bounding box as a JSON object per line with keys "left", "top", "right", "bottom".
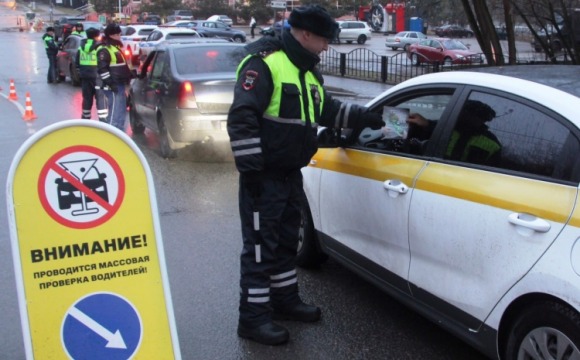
{"left": 318, "top": 47, "right": 573, "bottom": 85}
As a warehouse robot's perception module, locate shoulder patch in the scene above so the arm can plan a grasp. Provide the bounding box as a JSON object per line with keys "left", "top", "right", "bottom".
{"left": 242, "top": 70, "right": 258, "bottom": 91}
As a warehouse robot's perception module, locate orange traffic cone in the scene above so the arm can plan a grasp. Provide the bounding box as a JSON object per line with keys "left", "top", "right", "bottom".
{"left": 8, "top": 79, "right": 17, "bottom": 101}
{"left": 23, "top": 92, "right": 37, "bottom": 122}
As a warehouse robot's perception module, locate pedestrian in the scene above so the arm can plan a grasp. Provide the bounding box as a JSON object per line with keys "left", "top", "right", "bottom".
{"left": 97, "top": 23, "right": 133, "bottom": 131}
{"left": 227, "top": 4, "right": 384, "bottom": 346}
{"left": 250, "top": 16, "right": 257, "bottom": 39}
{"left": 75, "top": 27, "right": 107, "bottom": 122}
{"left": 42, "top": 26, "right": 59, "bottom": 84}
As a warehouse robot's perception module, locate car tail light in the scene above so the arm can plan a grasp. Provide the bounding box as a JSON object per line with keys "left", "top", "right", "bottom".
{"left": 124, "top": 46, "right": 132, "bottom": 59}
{"left": 178, "top": 81, "right": 198, "bottom": 109}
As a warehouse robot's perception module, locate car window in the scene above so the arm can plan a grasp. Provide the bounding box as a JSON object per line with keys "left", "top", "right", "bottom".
{"left": 150, "top": 51, "right": 169, "bottom": 81}
{"left": 165, "top": 33, "right": 199, "bottom": 40}
{"left": 354, "top": 90, "right": 455, "bottom": 155}
{"left": 138, "top": 29, "right": 154, "bottom": 36}
{"left": 449, "top": 91, "right": 580, "bottom": 182}
{"left": 174, "top": 46, "right": 247, "bottom": 74}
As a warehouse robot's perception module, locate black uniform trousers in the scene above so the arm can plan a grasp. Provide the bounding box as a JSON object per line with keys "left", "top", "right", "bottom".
{"left": 80, "top": 77, "right": 107, "bottom": 121}
{"left": 238, "top": 171, "right": 303, "bottom": 327}
{"left": 47, "top": 54, "right": 57, "bottom": 83}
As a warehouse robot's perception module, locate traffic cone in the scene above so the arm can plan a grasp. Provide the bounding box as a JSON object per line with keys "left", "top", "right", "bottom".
{"left": 8, "top": 79, "right": 17, "bottom": 101}
{"left": 23, "top": 92, "right": 37, "bottom": 122}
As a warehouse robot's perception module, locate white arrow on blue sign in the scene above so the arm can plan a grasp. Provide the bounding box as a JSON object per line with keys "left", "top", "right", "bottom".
{"left": 62, "top": 292, "right": 142, "bottom": 360}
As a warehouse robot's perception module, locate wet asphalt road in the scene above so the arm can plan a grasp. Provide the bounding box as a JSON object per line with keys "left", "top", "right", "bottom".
{"left": 0, "top": 4, "right": 489, "bottom": 359}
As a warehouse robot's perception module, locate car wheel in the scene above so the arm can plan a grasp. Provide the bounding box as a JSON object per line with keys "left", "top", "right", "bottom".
{"left": 391, "top": 46, "right": 397, "bottom": 50}
{"left": 346, "top": 40, "right": 353, "bottom": 44}
{"left": 411, "top": 53, "right": 420, "bottom": 66}
{"left": 232, "top": 35, "right": 244, "bottom": 43}
{"left": 504, "top": 301, "right": 580, "bottom": 360}
{"left": 357, "top": 35, "right": 367, "bottom": 44}
{"left": 296, "top": 191, "right": 328, "bottom": 268}
{"left": 70, "top": 64, "right": 81, "bottom": 86}
{"left": 443, "top": 57, "right": 453, "bottom": 67}
{"left": 128, "top": 97, "right": 145, "bottom": 135}
{"left": 58, "top": 74, "right": 66, "bottom": 82}
{"left": 158, "top": 117, "right": 177, "bottom": 159}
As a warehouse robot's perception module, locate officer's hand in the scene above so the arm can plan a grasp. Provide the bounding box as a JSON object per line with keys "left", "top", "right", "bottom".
{"left": 241, "top": 172, "right": 262, "bottom": 199}
{"left": 109, "top": 84, "right": 119, "bottom": 93}
{"left": 364, "top": 112, "right": 385, "bottom": 130}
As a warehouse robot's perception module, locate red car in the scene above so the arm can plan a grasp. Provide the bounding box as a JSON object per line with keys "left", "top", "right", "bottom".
{"left": 407, "top": 38, "right": 483, "bottom": 66}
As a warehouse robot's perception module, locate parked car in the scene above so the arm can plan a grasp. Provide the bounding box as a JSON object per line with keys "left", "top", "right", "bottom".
{"left": 79, "top": 21, "right": 104, "bottom": 35}
{"left": 121, "top": 25, "right": 158, "bottom": 66}
{"left": 166, "top": 20, "right": 246, "bottom": 43}
{"left": 299, "top": 65, "right": 580, "bottom": 360}
{"left": 129, "top": 39, "right": 247, "bottom": 158}
{"left": 56, "top": 34, "right": 83, "bottom": 86}
{"left": 138, "top": 27, "right": 200, "bottom": 63}
{"left": 138, "top": 13, "right": 162, "bottom": 25}
{"left": 207, "top": 14, "right": 233, "bottom": 26}
{"left": 531, "top": 28, "right": 563, "bottom": 52}
{"left": 434, "top": 24, "right": 474, "bottom": 38}
{"left": 334, "top": 20, "right": 372, "bottom": 44}
{"left": 53, "top": 15, "right": 86, "bottom": 42}
{"left": 407, "top": 38, "right": 483, "bottom": 66}
{"left": 385, "top": 30, "right": 427, "bottom": 51}
{"left": 166, "top": 9, "right": 194, "bottom": 22}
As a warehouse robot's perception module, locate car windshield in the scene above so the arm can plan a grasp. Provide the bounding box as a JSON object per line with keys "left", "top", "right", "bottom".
{"left": 174, "top": 46, "right": 247, "bottom": 74}
{"left": 441, "top": 39, "right": 468, "bottom": 50}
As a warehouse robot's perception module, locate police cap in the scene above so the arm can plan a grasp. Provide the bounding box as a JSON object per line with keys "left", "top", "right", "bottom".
{"left": 46, "top": 26, "right": 55, "bottom": 32}
{"left": 76, "top": 23, "right": 84, "bottom": 29}
{"left": 288, "top": 5, "right": 339, "bottom": 40}
{"left": 104, "top": 23, "right": 122, "bottom": 37}
{"left": 86, "top": 27, "right": 100, "bottom": 39}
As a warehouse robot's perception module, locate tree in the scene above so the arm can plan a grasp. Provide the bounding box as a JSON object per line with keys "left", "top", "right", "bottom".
{"left": 93, "top": 0, "right": 129, "bottom": 18}
{"left": 138, "top": 0, "right": 184, "bottom": 21}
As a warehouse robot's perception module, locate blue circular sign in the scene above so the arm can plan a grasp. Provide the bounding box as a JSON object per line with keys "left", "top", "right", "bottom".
{"left": 62, "top": 292, "right": 142, "bottom": 360}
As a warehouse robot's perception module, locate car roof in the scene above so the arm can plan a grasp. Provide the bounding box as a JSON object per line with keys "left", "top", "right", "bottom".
{"left": 151, "top": 27, "right": 198, "bottom": 34}
{"left": 368, "top": 67, "right": 580, "bottom": 126}
{"left": 128, "top": 24, "right": 158, "bottom": 30}
{"left": 157, "top": 38, "right": 241, "bottom": 49}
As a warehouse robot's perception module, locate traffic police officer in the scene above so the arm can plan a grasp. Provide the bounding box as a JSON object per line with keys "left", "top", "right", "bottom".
{"left": 71, "top": 23, "right": 86, "bottom": 37}
{"left": 42, "top": 26, "right": 59, "bottom": 83}
{"left": 227, "top": 5, "right": 384, "bottom": 345}
{"left": 97, "top": 23, "right": 133, "bottom": 131}
{"left": 75, "top": 27, "right": 107, "bottom": 122}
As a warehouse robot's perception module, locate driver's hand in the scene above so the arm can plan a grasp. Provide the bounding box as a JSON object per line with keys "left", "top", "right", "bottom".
{"left": 407, "top": 113, "right": 428, "bottom": 127}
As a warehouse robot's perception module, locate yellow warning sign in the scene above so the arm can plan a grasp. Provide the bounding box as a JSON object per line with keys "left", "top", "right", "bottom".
{"left": 6, "top": 121, "right": 181, "bottom": 360}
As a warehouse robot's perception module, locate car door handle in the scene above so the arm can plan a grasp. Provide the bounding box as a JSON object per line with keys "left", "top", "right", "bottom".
{"left": 383, "top": 179, "right": 408, "bottom": 198}
{"left": 508, "top": 213, "right": 551, "bottom": 233}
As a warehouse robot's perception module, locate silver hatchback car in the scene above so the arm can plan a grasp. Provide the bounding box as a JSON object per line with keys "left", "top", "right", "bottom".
{"left": 128, "top": 39, "right": 247, "bottom": 158}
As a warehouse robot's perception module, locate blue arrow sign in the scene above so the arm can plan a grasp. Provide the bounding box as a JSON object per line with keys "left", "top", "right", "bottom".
{"left": 62, "top": 292, "right": 142, "bottom": 360}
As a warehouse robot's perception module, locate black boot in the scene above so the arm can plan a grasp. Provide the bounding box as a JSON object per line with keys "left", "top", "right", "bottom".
{"left": 237, "top": 322, "right": 289, "bottom": 345}
{"left": 273, "top": 302, "right": 321, "bottom": 322}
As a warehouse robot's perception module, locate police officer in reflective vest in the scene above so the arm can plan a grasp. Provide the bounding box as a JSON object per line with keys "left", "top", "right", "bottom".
{"left": 97, "top": 23, "right": 133, "bottom": 131}
{"left": 227, "top": 5, "right": 384, "bottom": 346}
{"left": 75, "top": 27, "right": 107, "bottom": 122}
{"left": 71, "top": 23, "right": 86, "bottom": 37}
{"left": 42, "top": 26, "right": 58, "bottom": 83}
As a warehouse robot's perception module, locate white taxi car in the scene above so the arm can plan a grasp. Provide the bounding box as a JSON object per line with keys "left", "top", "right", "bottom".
{"left": 138, "top": 27, "right": 200, "bottom": 63}
{"left": 299, "top": 66, "right": 580, "bottom": 359}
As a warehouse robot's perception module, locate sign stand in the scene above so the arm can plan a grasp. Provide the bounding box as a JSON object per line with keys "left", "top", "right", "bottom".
{"left": 6, "top": 121, "right": 181, "bottom": 360}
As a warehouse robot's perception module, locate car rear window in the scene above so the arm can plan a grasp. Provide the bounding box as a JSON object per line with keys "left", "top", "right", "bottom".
{"left": 174, "top": 46, "right": 247, "bottom": 74}
{"left": 138, "top": 29, "right": 155, "bottom": 36}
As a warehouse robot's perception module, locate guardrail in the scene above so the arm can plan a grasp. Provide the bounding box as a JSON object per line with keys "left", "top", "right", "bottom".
{"left": 318, "top": 47, "right": 574, "bottom": 85}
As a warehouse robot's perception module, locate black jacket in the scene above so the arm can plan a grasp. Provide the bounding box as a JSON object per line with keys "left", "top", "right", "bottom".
{"left": 97, "top": 38, "right": 133, "bottom": 87}
{"left": 227, "top": 29, "right": 373, "bottom": 175}
{"left": 42, "top": 33, "right": 58, "bottom": 56}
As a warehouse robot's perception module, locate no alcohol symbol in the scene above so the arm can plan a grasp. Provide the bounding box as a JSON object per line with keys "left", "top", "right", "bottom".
{"left": 38, "top": 145, "right": 125, "bottom": 229}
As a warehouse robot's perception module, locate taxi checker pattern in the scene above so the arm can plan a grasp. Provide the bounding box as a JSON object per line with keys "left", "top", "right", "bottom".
{"left": 299, "top": 68, "right": 580, "bottom": 359}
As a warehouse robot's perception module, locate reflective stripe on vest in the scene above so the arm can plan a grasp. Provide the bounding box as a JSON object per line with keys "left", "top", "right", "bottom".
{"left": 44, "top": 35, "right": 54, "bottom": 49}
{"left": 79, "top": 40, "right": 98, "bottom": 66}
{"left": 103, "top": 45, "right": 127, "bottom": 67}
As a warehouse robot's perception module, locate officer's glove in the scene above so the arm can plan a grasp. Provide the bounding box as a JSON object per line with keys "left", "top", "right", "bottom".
{"left": 241, "top": 171, "right": 262, "bottom": 199}
{"left": 363, "top": 112, "right": 385, "bottom": 130}
{"left": 109, "top": 83, "right": 119, "bottom": 93}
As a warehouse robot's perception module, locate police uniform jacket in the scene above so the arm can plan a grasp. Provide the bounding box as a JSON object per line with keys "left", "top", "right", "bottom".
{"left": 42, "top": 33, "right": 58, "bottom": 56}
{"left": 227, "top": 30, "right": 373, "bottom": 176}
{"left": 97, "top": 38, "right": 132, "bottom": 87}
{"left": 75, "top": 38, "right": 100, "bottom": 80}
